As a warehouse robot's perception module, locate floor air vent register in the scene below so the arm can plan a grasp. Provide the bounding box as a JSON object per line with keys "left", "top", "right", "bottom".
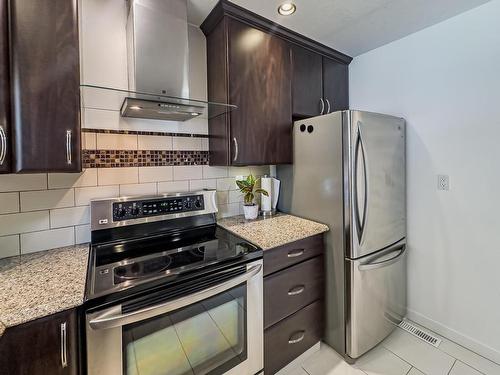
{"left": 398, "top": 320, "right": 442, "bottom": 347}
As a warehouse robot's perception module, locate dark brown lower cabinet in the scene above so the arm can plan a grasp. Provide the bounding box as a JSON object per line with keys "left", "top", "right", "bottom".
{"left": 264, "top": 300, "right": 324, "bottom": 375}
{"left": 9, "top": 0, "right": 81, "bottom": 173}
{"left": 0, "top": 0, "right": 10, "bottom": 173}
{"left": 0, "top": 309, "right": 78, "bottom": 375}
{"left": 263, "top": 234, "right": 325, "bottom": 374}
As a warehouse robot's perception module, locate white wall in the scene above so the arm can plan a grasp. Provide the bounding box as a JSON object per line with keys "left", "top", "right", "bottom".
{"left": 349, "top": 0, "right": 500, "bottom": 363}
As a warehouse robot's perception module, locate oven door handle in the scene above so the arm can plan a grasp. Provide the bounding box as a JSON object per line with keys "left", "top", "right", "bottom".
{"left": 89, "top": 264, "right": 263, "bottom": 330}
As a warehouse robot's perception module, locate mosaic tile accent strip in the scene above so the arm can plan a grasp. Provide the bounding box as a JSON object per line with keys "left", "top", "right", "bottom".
{"left": 83, "top": 150, "right": 209, "bottom": 168}
{"left": 82, "top": 128, "right": 209, "bottom": 138}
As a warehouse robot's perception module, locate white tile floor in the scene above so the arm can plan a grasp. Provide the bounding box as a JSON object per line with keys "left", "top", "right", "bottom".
{"left": 276, "top": 321, "right": 500, "bottom": 375}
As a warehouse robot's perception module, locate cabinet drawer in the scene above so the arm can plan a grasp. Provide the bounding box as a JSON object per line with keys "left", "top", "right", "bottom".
{"left": 264, "top": 300, "right": 324, "bottom": 375}
{"left": 264, "top": 256, "right": 324, "bottom": 328}
{"left": 263, "top": 234, "right": 324, "bottom": 276}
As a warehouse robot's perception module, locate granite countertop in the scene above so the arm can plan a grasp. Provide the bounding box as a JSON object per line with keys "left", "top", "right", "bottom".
{"left": 0, "top": 244, "right": 89, "bottom": 337}
{"left": 218, "top": 213, "right": 329, "bottom": 250}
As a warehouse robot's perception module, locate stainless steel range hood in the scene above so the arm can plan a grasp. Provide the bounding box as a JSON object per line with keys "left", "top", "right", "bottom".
{"left": 80, "top": 0, "right": 235, "bottom": 122}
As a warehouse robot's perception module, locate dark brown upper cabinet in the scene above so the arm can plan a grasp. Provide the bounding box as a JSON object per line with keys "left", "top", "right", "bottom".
{"left": 0, "top": 0, "right": 10, "bottom": 173}
{"left": 291, "top": 45, "right": 349, "bottom": 118}
{"left": 0, "top": 309, "right": 78, "bottom": 375}
{"left": 9, "top": 0, "right": 81, "bottom": 173}
{"left": 323, "top": 57, "right": 349, "bottom": 113}
{"left": 291, "top": 44, "right": 323, "bottom": 118}
{"left": 202, "top": 1, "right": 351, "bottom": 165}
{"left": 205, "top": 17, "right": 293, "bottom": 166}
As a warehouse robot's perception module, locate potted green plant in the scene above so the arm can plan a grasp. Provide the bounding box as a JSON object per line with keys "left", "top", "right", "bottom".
{"left": 236, "top": 174, "right": 269, "bottom": 220}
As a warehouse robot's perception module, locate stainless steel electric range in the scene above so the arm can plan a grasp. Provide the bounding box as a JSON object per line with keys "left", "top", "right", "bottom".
{"left": 84, "top": 190, "right": 264, "bottom": 375}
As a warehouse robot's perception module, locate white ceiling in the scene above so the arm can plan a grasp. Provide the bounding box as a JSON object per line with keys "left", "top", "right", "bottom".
{"left": 187, "top": 0, "right": 492, "bottom": 56}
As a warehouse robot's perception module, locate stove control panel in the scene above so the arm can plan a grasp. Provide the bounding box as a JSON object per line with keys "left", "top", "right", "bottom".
{"left": 112, "top": 195, "right": 205, "bottom": 221}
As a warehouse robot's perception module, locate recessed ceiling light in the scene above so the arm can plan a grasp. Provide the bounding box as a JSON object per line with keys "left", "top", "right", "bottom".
{"left": 278, "top": 2, "right": 296, "bottom": 16}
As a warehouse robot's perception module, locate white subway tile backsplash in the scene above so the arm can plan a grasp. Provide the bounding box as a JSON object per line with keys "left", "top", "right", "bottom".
{"left": 50, "top": 206, "right": 90, "bottom": 228}
{"left": 0, "top": 192, "right": 20, "bottom": 214}
{"left": 75, "top": 185, "right": 120, "bottom": 206}
{"left": 0, "top": 235, "right": 20, "bottom": 258}
{"left": 228, "top": 190, "right": 244, "bottom": 203}
{"left": 138, "top": 135, "right": 172, "bottom": 150}
{"left": 173, "top": 166, "right": 203, "bottom": 181}
{"left": 20, "top": 189, "right": 74, "bottom": 212}
{"left": 20, "top": 227, "right": 75, "bottom": 254}
{"left": 202, "top": 166, "right": 228, "bottom": 179}
{"left": 201, "top": 138, "right": 209, "bottom": 151}
{"left": 189, "top": 179, "right": 217, "bottom": 192}
{"left": 98, "top": 167, "right": 138, "bottom": 185}
{"left": 157, "top": 181, "right": 189, "bottom": 194}
{"left": 216, "top": 177, "right": 238, "bottom": 191}
{"left": 120, "top": 183, "right": 157, "bottom": 197}
{"left": 96, "top": 133, "right": 137, "bottom": 150}
{"left": 217, "top": 203, "right": 240, "bottom": 218}
{"left": 75, "top": 224, "right": 91, "bottom": 244}
{"left": 139, "top": 166, "right": 173, "bottom": 183}
{"left": 82, "top": 108, "right": 120, "bottom": 129}
{"left": 48, "top": 169, "right": 98, "bottom": 189}
{"left": 0, "top": 174, "right": 47, "bottom": 192}
{"left": 0, "top": 211, "right": 49, "bottom": 236}
{"left": 82, "top": 132, "right": 97, "bottom": 149}
{"left": 228, "top": 167, "right": 251, "bottom": 178}
{"left": 216, "top": 191, "right": 228, "bottom": 205}
{"left": 172, "top": 137, "right": 203, "bottom": 151}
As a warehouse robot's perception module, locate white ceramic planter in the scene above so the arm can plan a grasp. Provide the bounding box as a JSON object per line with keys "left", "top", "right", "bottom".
{"left": 243, "top": 204, "right": 259, "bottom": 220}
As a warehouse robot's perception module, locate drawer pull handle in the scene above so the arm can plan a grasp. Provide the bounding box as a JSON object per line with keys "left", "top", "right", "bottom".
{"left": 287, "top": 249, "right": 304, "bottom": 258}
{"left": 288, "top": 331, "right": 305, "bottom": 344}
{"left": 288, "top": 285, "right": 305, "bottom": 296}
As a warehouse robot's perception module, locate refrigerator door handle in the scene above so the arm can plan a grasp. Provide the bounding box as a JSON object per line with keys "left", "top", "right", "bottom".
{"left": 358, "top": 245, "right": 406, "bottom": 271}
{"left": 354, "top": 125, "right": 368, "bottom": 245}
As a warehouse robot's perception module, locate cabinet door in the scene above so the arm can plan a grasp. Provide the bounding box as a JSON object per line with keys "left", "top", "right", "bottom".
{"left": 322, "top": 57, "right": 349, "bottom": 113}
{"left": 0, "top": 309, "right": 78, "bottom": 375}
{"left": 10, "top": 0, "right": 81, "bottom": 173}
{"left": 0, "top": 0, "right": 10, "bottom": 173}
{"left": 291, "top": 45, "right": 323, "bottom": 118}
{"left": 228, "top": 19, "right": 292, "bottom": 165}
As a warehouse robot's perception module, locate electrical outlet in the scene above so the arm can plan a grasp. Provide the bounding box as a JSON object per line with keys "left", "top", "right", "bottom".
{"left": 437, "top": 175, "right": 450, "bottom": 191}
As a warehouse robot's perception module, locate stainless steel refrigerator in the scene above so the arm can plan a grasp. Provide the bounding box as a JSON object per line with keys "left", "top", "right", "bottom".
{"left": 277, "top": 110, "right": 406, "bottom": 361}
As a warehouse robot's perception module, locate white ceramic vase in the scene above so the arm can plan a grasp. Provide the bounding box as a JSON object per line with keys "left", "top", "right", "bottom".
{"left": 243, "top": 204, "right": 259, "bottom": 220}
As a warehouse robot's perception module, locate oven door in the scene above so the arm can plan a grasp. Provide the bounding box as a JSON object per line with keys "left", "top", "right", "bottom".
{"left": 86, "top": 260, "right": 263, "bottom": 375}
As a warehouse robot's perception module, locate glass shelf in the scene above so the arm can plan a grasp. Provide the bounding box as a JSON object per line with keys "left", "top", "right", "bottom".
{"left": 80, "top": 84, "right": 237, "bottom": 121}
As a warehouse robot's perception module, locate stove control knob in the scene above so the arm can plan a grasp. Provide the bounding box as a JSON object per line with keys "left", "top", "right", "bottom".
{"left": 116, "top": 208, "right": 127, "bottom": 218}
{"left": 194, "top": 200, "right": 202, "bottom": 209}
{"left": 130, "top": 207, "right": 140, "bottom": 216}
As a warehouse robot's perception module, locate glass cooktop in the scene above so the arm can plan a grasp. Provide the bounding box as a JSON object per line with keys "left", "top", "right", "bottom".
{"left": 89, "top": 225, "right": 259, "bottom": 298}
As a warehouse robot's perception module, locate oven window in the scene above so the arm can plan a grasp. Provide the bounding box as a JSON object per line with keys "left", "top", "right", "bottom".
{"left": 122, "top": 284, "right": 247, "bottom": 375}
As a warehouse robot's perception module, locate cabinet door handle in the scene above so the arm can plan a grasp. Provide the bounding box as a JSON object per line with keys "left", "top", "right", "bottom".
{"left": 66, "top": 130, "right": 72, "bottom": 165}
{"left": 326, "top": 98, "right": 331, "bottom": 113}
{"left": 319, "top": 98, "right": 325, "bottom": 115}
{"left": 60, "top": 322, "right": 68, "bottom": 368}
{"left": 288, "top": 330, "right": 305, "bottom": 344}
{"left": 287, "top": 249, "right": 304, "bottom": 258}
{"left": 232, "top": 137, "right": 238, "bottom": 162}
{"left": 0, "top": 126, "right": 6, "bottom": 166}
{"left": 288, "top": 285, "right": 305, "bottom": 296}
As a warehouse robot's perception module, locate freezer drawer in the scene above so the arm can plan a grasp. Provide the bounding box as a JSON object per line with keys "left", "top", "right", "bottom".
{"left": 346, "top": 241, "right": 406, "bottom": 359}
